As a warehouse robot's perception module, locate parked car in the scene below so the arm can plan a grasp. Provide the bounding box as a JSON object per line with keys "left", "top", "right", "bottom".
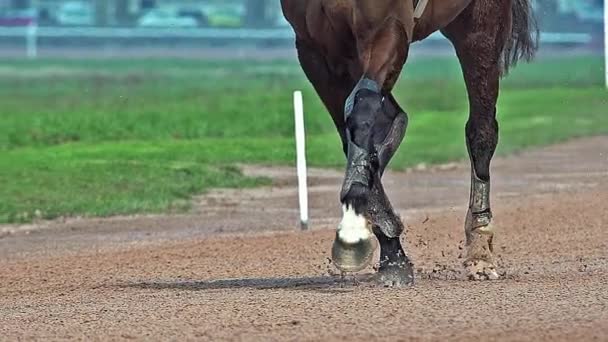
{"left": 201, "top": 4, "right": 244, "bottom": 28}
{"left": 137, "top": 8, "right": 199, "bottom": 28}
{"left": 177, "top": 9, "right": 210, "bottom": 27}
{"left": 56, "top": 1, "right": 94, "bottom": 26}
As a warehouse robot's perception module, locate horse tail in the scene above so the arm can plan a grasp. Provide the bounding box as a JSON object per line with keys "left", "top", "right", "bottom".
{"left": 501, "top": 0, "right": 539, "bottom": 75}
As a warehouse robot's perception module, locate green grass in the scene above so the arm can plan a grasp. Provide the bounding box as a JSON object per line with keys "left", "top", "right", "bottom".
{"left": 1, "top": 56, "right": 606, "bottom": 223}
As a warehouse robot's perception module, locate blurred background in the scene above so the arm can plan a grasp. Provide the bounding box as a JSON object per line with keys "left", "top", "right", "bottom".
{"left": 0, "top": 0, "right": 604, "bottom": 57}
{"left": 0, "top": 0, "right": 606, "bottom": 224}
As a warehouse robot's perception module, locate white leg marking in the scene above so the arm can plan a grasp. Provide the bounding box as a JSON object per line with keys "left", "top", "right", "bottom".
{"left": 337, "top": 205, "right": 371, "bottom": 244}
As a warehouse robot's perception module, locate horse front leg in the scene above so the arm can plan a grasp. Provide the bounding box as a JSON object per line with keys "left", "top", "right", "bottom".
{"left": 332, "top": 20, "right": 413, "bottom": 286}
{"left": 330, "top": 78, "right": 384, "bottom": 274}
{"left": 332, "top": 87, "right": 414, "bottom": 287}
{"left": 368, "top": 98, "right": 414, "bottom": 286}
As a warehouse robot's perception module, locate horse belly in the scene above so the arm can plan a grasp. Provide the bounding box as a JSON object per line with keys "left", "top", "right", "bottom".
{"left": 414, "top": 0, "right": 473, "bottom": 40}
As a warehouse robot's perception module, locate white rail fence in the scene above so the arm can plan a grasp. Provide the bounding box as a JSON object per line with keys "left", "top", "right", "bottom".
{"left": 0, "top": 25, "right": 596, "bottom": 59}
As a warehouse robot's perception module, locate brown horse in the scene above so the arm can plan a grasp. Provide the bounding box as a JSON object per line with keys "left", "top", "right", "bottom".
{"left": 281, "top": 0, "right": 538, "bottom": 286}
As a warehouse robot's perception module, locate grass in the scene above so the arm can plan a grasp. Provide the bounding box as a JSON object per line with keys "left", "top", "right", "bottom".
{"left": 1, "top": 55, "right": 606, "bottom": 223}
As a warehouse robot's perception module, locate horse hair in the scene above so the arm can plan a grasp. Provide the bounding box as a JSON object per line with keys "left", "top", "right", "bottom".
{"left": 501, "top": 0, "right": 540, "bottom": 76}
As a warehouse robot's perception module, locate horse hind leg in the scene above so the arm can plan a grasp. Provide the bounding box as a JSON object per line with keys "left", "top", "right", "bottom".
{"left": 442, "top": 1, "right": 513, "bottom": 280}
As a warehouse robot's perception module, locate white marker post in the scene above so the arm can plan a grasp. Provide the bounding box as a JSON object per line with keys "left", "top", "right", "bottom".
{"left": 26, "top": 21, "right": 38, "bottom": 59}
{"left": 605, "top": 0, "right": 608, "bottom": 88}
{"left": 293, "top": 91, "right": 309, "bottom": 230}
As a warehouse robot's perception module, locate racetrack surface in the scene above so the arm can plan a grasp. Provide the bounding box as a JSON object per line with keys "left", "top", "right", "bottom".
{"left": 1, "top": 136, "right": 607, "bottom": 341}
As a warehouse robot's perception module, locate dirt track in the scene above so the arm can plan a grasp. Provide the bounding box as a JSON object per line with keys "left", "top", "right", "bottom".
{"left": 1, "top": 136, "right": 607, "bottom": 341}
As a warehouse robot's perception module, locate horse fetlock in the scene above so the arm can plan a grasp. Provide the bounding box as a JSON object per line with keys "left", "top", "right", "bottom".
{"left": 464, "top": 175, "right": 499, "bottom": 281}
{"left": 464, "top": 232, "right": 499, "bottom": 281}
{"left": 464, "top": 212, "right": 499, "bottom": 280}
{"left": 465, "top": 208, "right": 495, "bottom": 252}
{"left": 466, "top": 227, "right": 495, "bottom": 260}
{"left": 337, "top": 204, "right": 373, "bottom": 243}
{"left": 465, "top": 209, "right": 494, "bottom": 234}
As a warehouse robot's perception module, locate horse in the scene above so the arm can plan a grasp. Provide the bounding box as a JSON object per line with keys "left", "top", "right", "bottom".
{"left": 280, "top": 0, "right": 539, "bottom": 286}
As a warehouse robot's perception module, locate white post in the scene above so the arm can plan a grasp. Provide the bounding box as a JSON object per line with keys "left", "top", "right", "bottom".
{"left": 26, "top": 22, "right": 38, "bottom": 59}
{"left": 604, "top": 0, "right": 608, "bottom": 88}
{"left": 293, "top": 90, "right": 309, "bottom": 231}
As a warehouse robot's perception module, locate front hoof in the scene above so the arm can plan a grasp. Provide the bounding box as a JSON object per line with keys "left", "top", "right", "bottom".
{"left": 331, "top": 234, "right": 376, "bottom": 273}
{"left": 376, "top": 261, "right": 414, "bottom": 287}
{"left": 464, "top": 259, "right": 499, "bottom": 281}
{"left": 332, "top": 204, "right": 376, "bottom": 273}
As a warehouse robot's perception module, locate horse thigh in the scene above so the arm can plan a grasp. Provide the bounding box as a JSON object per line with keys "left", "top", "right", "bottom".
{"left": 295, "top": 39, "right": 354, "bottom": 152}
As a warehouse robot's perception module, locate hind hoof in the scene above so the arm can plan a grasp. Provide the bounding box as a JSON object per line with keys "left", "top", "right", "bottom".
{"left": 331, "top": 234, "right": 376, "bottom": 273}
{"left": 376, "top": 261, "right": 414, "bottom": 287}
{"left": 465, "top": 259, "right": 499, "bottom": 281}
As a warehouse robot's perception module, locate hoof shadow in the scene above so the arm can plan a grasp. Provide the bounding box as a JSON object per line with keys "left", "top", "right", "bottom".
{"left": 118, "top": 276, "right": 347, "bottom": 292}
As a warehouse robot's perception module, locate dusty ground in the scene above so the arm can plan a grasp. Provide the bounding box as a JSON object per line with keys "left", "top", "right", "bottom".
{"left": 1, "top": 136, "right": 607, "bottom": 341}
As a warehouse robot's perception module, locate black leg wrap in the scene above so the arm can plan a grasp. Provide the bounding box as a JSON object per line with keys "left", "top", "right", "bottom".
{"left": 340, "top": 141, "right": 373, "bottom": 205}
{"left": 340, "top": 77, "right": 382, "bottom": 206}
{"left": 465, "top": 171, "right": 494, "bottom": 246}
{"left": 463, "top": 171, "right": 497, "bottom": 279}
{"left": 368, "top": 175, "right": 404, "bottom": 238}
{"left": 367, "top": 111, "right": 407, "bottom": 237}
{"left": 369, "top": 110, "right": 411, "bottom": 285}
{"left": 375, "top": 112, "right": 408, "bottom": 177}
{"left": 344, "top": 77, "right": 381, "bottom": 117}
{"left": 470, "top": 172, "right": 491, "bottom": 214}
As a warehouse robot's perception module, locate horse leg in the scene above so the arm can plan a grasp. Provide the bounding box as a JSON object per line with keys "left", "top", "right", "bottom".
{"left": 294, "top": 39, "right": 378, "bottom": 272}
{"left": 295, "top": 38, "right": 411, "bottom": 283}
{"left": 333, "top": 20, "right": 414, "bottom": 285}
{"left": 442, "top": 1, "right": 511, "bottom": 280}
{"left": 367, "top": 95, "right": 414, "bottom": 286}
{"left": 334, "top": 94, "right": 412, "bottom": 285}
{"left": 335, "top": 93, "right": 412, "bottom": 284}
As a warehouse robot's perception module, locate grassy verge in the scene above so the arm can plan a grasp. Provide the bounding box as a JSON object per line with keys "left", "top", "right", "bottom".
{"left": 1, "top": 56, "right": 606, "bottom": 223}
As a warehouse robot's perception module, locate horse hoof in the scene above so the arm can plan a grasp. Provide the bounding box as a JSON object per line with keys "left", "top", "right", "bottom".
{"left": 332, "top": 205, "right": 376, "bottom": 273}
{"left": 331, "top": 233, "right": 376, "bottom": 273}
{"left": 376, "top": 261, "right": 414, "bottom": 287}
{"left": 465, "top": 259, "right": 500, "bottom": 281}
